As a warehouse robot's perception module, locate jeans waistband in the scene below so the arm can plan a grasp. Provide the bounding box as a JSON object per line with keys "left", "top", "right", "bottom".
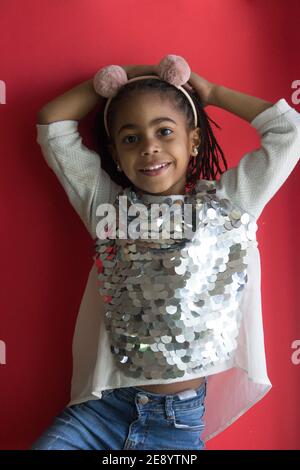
{"left": 115, "top": 378, "right": 207, "bottom": 404}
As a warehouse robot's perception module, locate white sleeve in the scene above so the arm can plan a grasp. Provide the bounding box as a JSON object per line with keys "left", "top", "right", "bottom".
{"left": 216, "top": 98, "right": 300, "bottom": 219}
{"left": 36, "top": 120, "right": 122, "bottom": 238}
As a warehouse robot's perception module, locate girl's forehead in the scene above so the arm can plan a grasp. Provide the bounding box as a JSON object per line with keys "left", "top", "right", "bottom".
{"left": 115, "top": 94, "right": 185, "bottom": 128}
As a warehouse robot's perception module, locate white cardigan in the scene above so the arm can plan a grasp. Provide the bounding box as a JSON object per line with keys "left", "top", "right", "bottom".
{"left": 36, "top": 98, "right": 300, "bottom": 442}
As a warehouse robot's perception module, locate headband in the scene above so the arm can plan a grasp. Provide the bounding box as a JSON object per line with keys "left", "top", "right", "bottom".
{"left": 93, "top": 54, "right": 198, "bottom": 138}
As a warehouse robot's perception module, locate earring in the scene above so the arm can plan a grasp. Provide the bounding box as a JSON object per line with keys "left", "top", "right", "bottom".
{"left": 193, "top": 146, "right": 199, "bottom": 154}
{"left": 117, "top": 163, "right": 122, "bottom": 172}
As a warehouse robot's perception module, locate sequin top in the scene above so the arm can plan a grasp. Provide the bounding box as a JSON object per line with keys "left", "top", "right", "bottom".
{"left": 36, "top": 98, "right": 300, "bottom": 442}
{"left": 93, "top": 180, "right": 258, "bottom": 381}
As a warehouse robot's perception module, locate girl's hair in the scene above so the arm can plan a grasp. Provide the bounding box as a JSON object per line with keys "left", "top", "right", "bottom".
{"left": 91, "top": 78, "right": 228, "bottom": 192}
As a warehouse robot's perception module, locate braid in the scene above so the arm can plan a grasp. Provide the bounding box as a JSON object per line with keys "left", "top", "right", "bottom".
{"left": 185, "top": 90, "right": 228, "bottom": 192}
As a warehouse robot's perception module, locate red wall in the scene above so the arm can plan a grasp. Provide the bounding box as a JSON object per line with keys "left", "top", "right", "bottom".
{"left": 0, "top": 0, "right": 299, "bottom": 450}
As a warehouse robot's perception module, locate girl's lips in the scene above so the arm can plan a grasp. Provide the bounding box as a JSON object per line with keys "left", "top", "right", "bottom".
{"left": 139, "top": 162, "right": 172, "bottom": 177}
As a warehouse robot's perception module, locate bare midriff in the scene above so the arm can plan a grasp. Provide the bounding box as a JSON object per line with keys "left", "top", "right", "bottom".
{"left": 137, "top": 376, "right": 206, "bottom": 394}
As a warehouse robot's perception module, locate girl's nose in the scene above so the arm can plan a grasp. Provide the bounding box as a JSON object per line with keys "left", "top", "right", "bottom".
{"left": 140, "top": 141, "right": 161, "bottom": 156}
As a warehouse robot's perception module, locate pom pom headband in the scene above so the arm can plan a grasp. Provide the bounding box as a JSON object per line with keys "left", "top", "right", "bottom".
{"left": 93, "top": 55, "right": 198, "bottom": 138}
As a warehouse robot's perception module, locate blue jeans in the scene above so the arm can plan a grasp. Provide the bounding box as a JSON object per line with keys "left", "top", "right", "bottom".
{"left": 30, "top": 380, "right": 207, "bottom": 450}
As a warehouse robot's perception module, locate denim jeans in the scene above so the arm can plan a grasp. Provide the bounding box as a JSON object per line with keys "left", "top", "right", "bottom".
{"left": 30, "top": 379, "right": 207, "bottom": 450}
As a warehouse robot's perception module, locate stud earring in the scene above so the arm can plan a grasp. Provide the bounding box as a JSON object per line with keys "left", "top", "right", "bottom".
{"left": 117, "top": 163, "right": 122, "bottom": 172}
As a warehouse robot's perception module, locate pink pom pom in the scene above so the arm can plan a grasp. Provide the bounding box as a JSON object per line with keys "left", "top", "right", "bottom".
{"left": 157, "top": 55, "right": 191, "bottom": 87}
{"left": 93, "top": 65, "right": 128, "bottom": 98}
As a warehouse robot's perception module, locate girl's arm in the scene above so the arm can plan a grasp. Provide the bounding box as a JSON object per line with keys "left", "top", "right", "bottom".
{"left": 188, "top": 73, "right": 300, "bottom": 220}
{"left": 37, "top": 65, "right": 157, "bottom": 124}
{"left": 36, "top": 77, "right": 122, "bottom": 238}
{"left": 208, "top": 83, "right": 274, "bottom": 122}
{"left": 214, "top": 93, "right": 300, "bottom": 219}
{"left": 188, "top": 71, "right": 274, "bottom": 121}
{"left": 37, "top": 79, "right": 103, "bottom": 123}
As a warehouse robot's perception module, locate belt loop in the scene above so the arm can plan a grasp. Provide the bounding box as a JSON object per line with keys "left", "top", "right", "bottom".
{"left": 164, "top": 395, "right": 174, "bottom": 420}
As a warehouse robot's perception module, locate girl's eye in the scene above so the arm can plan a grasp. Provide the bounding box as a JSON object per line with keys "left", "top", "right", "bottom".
{"left": 122, "top": 128, "right": 173, "bottom": 144}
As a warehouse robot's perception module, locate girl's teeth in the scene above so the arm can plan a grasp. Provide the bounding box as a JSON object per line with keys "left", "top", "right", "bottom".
{"left": 143, "top": 163, "right": 168, "bottom": 171}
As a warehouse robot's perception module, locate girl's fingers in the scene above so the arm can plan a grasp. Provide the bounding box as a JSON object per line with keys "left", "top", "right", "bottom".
{"left": 183, "top": 82, "right": 194, "bottom": 92}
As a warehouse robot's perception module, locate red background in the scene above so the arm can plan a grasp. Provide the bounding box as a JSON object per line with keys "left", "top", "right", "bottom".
{"left": 0, "top": 0, "right": 299, "bottom": 450}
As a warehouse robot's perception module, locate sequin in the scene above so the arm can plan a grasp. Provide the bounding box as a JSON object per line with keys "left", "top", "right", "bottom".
{"left": 93, "top": 179, "right": 258, "bottom": 380}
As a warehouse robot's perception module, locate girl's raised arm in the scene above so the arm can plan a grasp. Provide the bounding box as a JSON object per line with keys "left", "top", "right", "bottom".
{"left": 208, "top": 83, "right": 274, "bottom": 122}
{"left": 189, "top": 72, "right": 300, "bottom": 219}
{"left": 188, "top": 71, "right": 274, "bottom": 120}
{"left": 36, "top": 77, "right": 122, "bottom": 238}
{"left": 37, "top": 79, "right": 103, "bottom": 123}
{"left": 211, "top": 86, "right": 300, "bottom": 219}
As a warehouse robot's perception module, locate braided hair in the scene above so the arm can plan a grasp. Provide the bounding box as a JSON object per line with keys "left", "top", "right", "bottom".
{"left": 91, "top": 78, "right": 228, "bottom": 193}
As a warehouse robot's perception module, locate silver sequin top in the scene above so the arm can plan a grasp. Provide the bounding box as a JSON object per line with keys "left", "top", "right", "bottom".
{"left": 93, "top": 179, "right": 258, "bottom": 380}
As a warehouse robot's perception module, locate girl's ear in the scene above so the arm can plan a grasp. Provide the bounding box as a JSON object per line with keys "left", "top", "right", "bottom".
{"left": 190, "top": 127, "right": 201, "bottom": 152}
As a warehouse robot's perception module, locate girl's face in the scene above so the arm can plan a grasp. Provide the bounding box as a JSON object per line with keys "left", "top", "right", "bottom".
{"left": 108, "top": 92, "right": 201, "bottom": 196}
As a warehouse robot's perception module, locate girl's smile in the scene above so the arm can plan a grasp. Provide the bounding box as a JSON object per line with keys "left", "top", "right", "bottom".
{"left": 139, "top": 161, "right": 173, "bottom": 176}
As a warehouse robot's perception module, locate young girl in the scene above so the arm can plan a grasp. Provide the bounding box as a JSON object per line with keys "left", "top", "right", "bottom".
{"left": 31, "top": 55, "right": 300, "bottom": 450}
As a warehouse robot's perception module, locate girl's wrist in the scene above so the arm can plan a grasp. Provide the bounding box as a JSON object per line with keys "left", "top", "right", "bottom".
{"left": 206, "top": 83, "right": 219, "bottom": 106}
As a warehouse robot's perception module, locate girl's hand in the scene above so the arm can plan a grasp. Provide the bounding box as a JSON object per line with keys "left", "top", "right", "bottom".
{"left": 184, "top": 71, "right": 216, "bottom": 107}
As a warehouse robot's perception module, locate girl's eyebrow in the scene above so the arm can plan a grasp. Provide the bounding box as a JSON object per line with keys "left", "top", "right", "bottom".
{"left": 117, "top": 117, "right": 177, "bottom": 136}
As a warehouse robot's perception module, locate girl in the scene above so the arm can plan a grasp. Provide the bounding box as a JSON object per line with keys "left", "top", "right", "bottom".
{"left": 31, "top": 55, "right": 300, "bottom": 450}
